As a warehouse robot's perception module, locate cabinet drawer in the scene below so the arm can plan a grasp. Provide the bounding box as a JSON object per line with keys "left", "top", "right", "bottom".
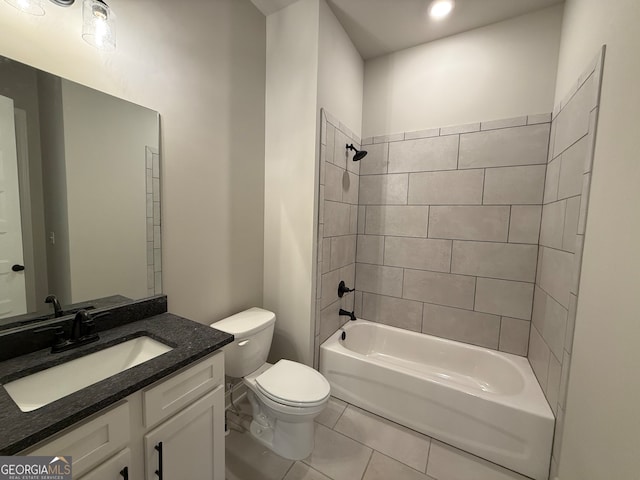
{"left": 27, "top": 402, "right": 129, "bottom": 478}
{"left": 77, "top": 448, "right": 131, "bottom": 480}
{"left": 143, "top": 352, "right": 223, "bottom": 428}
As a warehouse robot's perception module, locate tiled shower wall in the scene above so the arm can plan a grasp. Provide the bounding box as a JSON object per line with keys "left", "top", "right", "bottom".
{"left": 353, "top": 116, "right": 551, "bottom": 356}
{"left": 314, "top": 110, "right": 361, "bottom": 367}
{"left": 529, "top": 49, "right": 604, "bottom": 478}
{"left": 145, "top": 146, "right": 162, "bottom": 296}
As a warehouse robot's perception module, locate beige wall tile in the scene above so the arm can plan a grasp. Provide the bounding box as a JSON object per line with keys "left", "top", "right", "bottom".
{"left": 483, "top": 165, "right": 546, "bottom": 205}
{"left": 388, "top": 136, "right": 458, "bottom": 173}
{"left": 451, "top": 241, "right": 538, "bottom": 282}
{"left": 546, "top": 352, "right": 562, "bottom": 414}
{"left": 538, "top": 246, "right": 573, "bottom": 308}
{"left": 360, "top": 143, "right": 389, "bottom": 175}
{"left": 356, "top": 235, "right": 385, "bottom": 265}
{"left": 324, "top": 201, "right": 352, "bottom": 237}
{"left": 508, "top": 205, "right": 542, "bottom": 244}
{"left": 321, "top": 268, "right": 341, "bottom": 309}
{"left": 540, "top": 292, "right": 568, "bottom": 361}
{"left": 343, "top": 170, "right": 359, "bottom": 205}
{"left": 330, "top": 235, "right": 357, "bottom": 271}
{"left": 577, "top": 173, "right": 591, "bottom": 234}
{"left": 325, "top": 162, "right": 343, "bottom": 202}
{"left": 356, "top": 263, "right": 404, "bottom": 297}
{"left": 429, "top": 206, "right": 510, "bottom": 242}
{"left": 333, "top": 128, "right": 349, "bottom": 170}
{"left": 543, "top": 157, "right": 560, "bottom": 204}
{"left": 474, "top": 278, "right": 534, "bottom": 320}
{"left": 499, "top": 317, "right": 530, "bottom": 356}
{"left": 422, "top": 303, "right": 501, "bottom": 348}
{"left": 566, "top": 293, "right": 577, "bottom": 353}
{"left": 540, "top": 200, "right": 567, "bottom": 250}
{"left": 481, "top": 116, "right": 527, "bottom": 131}
{"left": 408, "top": 169, "right": 484, "bottom": 205}
{"left": 403, "top": 269, "right": 476, "bottom": 309}
{"left": 404, "top": 128, "right": 439, "bottom": 141}
{"left": 553, "top": 74, "right": 596, "bottom": 156}
{"left": 362, "top": 293, "right": 423, "bottom": 332}
{"left": 365, "top": 206, "right": 429, "bottom": 237}
{"left": 319, "top": 300, "right": 341, "bottom": 343}
{"left": 459, "top": 124, "right": 550, "bottom": 169}
{"left": 563, "top": 196, "right": 581, "bottom": 252}
{"left": 359, "top": 174, "right": 408, "bottom": 205}
{"left": 558, "top": 136, "right": 588, "bottom": 199}
{"left": 357, "top": 205, "right": 366, "bottom": 234}
{"left": 440, "top": 123, "right": 480, "bottom": 135}
{"left": 335, "top": 406, "right": 431, "bottom": 472}
{"left": 384, "top": 237, "right": 451, "bottom": 272}
{"left": 527, "top": 113, "right": 552, "bottom": 125}
{"left": 528, "top": 325, "right": 551, "bottom": 391}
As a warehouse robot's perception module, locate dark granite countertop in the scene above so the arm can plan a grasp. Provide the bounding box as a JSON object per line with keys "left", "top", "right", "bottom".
{"left": 0, "top": 312, "right": 233, "bottom": 455}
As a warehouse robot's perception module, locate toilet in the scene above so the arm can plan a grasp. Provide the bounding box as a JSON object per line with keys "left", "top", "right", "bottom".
{"left": 212, "top": 307, "right": 330, "bottom": 460}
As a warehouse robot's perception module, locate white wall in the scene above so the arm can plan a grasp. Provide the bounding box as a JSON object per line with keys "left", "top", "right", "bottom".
{"left": 0, "top": 0, "right": 266, "bottom": 323}
{"left": 362, "top": 5, "right": 563, "bottom": 138}
{"left": 553, "top": 1, "right": 640, "bottom": 479}
{"left": 61, "top": 80, "right": 157, "bottom": 303}
{"left": 318, "top": 0, "right": 364, "bottom": 137}
{"left": 264, "top": 0, "right": 319, "bottom": 365}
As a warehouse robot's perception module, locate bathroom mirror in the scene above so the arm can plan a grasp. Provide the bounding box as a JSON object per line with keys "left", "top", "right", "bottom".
{"left": 0, "top": 55, "right": 161, "bottom": 330}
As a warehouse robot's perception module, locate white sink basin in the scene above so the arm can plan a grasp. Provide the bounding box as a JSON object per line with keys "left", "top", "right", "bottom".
{"left": 3, "top": 336, "right": 173, "bottom": 412}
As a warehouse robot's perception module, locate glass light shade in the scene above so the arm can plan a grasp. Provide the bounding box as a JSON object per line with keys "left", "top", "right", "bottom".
{"left": 82, "top": 0, "right": 116, "bottom": 51}
{"left": 4, "top": 0, "right": 45, "bottom": 15}
{"left": 429, "top": 0, "right": 454, "bottom": 19}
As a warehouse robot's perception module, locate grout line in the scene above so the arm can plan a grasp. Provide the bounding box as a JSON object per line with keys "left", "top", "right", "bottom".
{"left": 456, "top": 135, "right": 460, "bottom": 169}
{"left": 280, "top": 462, "right": 295, "bottom": 480}
{"left": 358, "top": 161, "right": 549, "bottom": 176}
{"left": 424, "top": 435, "right": 433, "bottom": 474}
{"left": 481, "top": 168, "right": 486, "bottom": 204}
{"left": 507, "top": 205, "right": 512, "bottom": 242}
{"left": 359, "top": 450, "right": 375, "bottom": 480}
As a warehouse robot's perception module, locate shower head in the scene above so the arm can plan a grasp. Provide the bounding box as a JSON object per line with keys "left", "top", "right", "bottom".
{"left": 346, "top": 143, "right": 368, "bottom": 161}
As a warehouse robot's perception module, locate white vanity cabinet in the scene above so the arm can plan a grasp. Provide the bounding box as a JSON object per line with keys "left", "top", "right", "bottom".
{"left": 22, "top": 352, "right": 225, "bottom": 480}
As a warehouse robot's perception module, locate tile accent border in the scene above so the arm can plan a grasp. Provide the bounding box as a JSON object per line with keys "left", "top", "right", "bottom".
{"left": 145, "top": 146, "right": 162, "bottom": 296}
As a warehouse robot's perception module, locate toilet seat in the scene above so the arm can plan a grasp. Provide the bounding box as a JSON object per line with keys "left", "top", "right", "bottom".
{"left": 255, "top": 360, "right": 330, "bottom": 408}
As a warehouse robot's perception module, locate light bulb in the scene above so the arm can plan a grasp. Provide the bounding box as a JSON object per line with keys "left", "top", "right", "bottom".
{"left": 429, "top": 0, "right": 454, "bottom": 19}
{"left": 82, "top": 0, "right": 116, "bottom": 51}
{"left": 4, "top": 0, "right": 45, "bottom": 15}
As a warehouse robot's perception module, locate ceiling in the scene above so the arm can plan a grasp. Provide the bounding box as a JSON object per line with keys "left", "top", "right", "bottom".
{"left": 251, "top": 0, "right": 564, "bottom": 60}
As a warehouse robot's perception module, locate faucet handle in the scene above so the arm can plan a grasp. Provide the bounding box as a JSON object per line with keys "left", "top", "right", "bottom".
{"left": 34, "top": 325, "right": 68, "bottom": 350}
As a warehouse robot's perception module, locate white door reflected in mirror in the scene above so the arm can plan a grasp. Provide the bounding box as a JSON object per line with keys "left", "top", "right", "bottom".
{"left": 0, "top": 94, "right": 27, "bottom": 319}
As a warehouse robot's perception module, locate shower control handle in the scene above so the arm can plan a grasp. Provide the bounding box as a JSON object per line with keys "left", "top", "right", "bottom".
{"left": 338, "top": 280, "right": 354, "bottom": 298}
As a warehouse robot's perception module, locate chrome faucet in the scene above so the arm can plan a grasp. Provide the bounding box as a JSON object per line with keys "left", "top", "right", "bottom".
{"left": 45, "top": 294, "right": 63, "bottom": 318}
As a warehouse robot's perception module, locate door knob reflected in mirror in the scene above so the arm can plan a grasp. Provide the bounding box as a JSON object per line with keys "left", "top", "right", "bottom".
{"left": 11, "top": 264, "right": 25, "bottom": 272}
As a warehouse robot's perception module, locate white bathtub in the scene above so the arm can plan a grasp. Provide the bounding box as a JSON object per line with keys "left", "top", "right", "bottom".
{"left": 320, "top": 320, "right": 554, "bottom": 480}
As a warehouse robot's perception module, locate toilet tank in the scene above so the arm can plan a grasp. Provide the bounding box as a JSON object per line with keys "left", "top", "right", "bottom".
{"left": 212, "top": 307, "right": 275, "bottom": 378}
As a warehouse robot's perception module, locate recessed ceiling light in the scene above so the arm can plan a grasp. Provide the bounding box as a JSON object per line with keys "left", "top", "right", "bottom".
{"left": 429, "top": 0, "right": 454, "bottom": 19}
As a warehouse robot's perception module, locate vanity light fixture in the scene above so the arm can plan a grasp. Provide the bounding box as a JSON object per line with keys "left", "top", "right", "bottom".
{"left": 429, "top": 0, "right": 454, "bottom": 19}
{"left": 4, "top": 0, "right": 116, "bottom": 52}
{"left": 82, "top": 0, "right": 116, "bottom": 51}
{"left": 4, "top": 0, "right": 46, "bottom": 16}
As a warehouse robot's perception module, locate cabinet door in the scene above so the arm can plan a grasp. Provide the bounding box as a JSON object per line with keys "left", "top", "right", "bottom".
{"left": 78, "top": 449, "right": 131, "bottom": 480}
{"left": 144, "top": 385, "right": 224, "bottom": 480}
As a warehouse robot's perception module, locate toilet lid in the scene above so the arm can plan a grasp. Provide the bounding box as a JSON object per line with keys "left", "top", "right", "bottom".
{"left": 255, "top": 360, "right": 330, "bottom": 407}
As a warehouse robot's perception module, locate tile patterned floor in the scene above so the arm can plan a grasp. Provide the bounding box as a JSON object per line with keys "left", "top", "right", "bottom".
{"left": 225, "top": 396, "right": 531, "bottom": 480}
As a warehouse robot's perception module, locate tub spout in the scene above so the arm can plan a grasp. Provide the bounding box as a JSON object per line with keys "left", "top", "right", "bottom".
{"left": 339, "top": 309, "right": 356, "bottom": 321}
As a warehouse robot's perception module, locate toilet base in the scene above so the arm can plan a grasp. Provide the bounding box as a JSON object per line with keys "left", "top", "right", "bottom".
{"left": 247, "top": 391, "right": 316, "bottom": 460}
